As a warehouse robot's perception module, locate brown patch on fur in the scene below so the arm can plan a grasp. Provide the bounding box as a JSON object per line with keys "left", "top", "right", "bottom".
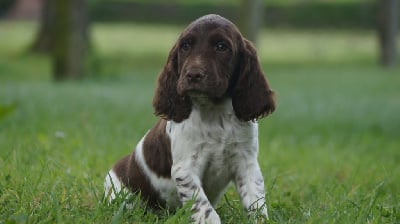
{"left": 112, "top": 153, "right": 165, "bottom": 209}
{"left": 111, "top": 120, "right": 173, "bottom": 209}
{"left": 142, "top": 120, "right": 172, "bottom": 178}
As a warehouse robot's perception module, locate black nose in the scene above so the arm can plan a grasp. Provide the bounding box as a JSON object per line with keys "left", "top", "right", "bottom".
{"left": 186, "top": 71, "right": 205, "bottom": 82}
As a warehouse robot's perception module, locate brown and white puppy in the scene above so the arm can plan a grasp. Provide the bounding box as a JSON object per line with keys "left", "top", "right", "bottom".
{"left": 104, "top": 14, "right": 275, "bottom": 224}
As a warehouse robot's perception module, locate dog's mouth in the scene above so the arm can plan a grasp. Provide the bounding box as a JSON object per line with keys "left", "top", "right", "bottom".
{"left": 177, "top": 79, "right": 228, "bottom": 104}
{"left": 184, "top": 90, "right": 211, "bottom": 103}
{"left": 177, "top": 82, "right": 207, "bottom": 97}
{"left": 186, "top": 90, "right": 208, "bottom": 98}
{"left": 183, "top": 89, "right": 227, "bottom": 106}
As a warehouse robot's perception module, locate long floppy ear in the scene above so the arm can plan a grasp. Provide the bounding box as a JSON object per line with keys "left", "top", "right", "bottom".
{"left": 232, "top": 39, "right": 276, "bottom": 121}
{"left": 153, "top": 43, "right": 192, "bottom": 122}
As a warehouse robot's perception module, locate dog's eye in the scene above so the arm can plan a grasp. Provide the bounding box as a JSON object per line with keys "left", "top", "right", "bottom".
{"left": 215, "top": 41, "right": 228, "bottom": 52}
{"left": 181, "top": 41, "right": 191, "bottom": 51}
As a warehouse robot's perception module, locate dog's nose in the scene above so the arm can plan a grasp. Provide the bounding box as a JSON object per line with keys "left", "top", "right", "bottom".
{"left": 186, "top": 71, "right": 205, "bottom": 82}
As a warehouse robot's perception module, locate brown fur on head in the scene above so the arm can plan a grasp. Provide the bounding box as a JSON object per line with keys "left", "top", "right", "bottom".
{"left": 231, "top": 39, "right": 275, "bottom": 121}
{"left": 153, "top": 14, "right": 275, "bottom": 122}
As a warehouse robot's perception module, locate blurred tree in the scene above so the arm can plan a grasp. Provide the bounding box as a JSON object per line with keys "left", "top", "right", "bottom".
{"left": 52, "top": 0, "right": 90, "bottom": 80}
{"left": 32, "top": 0, "right": 90, "bottom": 80}
{"left": 240, "top": 0, "right": 263, "bottom": 46}
{"left": 31, "top": 0, "right": 53, "bottom": 53}
{"left": 377, "top": 0, "right": 398, "bottom": 67}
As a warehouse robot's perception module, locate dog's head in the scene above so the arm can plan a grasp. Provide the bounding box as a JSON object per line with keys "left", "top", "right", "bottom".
{"left": 153, "top": 14, "right": 275, "bottom": 122}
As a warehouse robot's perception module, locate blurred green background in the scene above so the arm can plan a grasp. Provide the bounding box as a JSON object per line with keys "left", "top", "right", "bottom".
{"left": 0, "top": 0, "right": 399, "bottom": 223}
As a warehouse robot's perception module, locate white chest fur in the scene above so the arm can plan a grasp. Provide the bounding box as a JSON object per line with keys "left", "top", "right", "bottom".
{"left": 166, "top": 99, "right": 259, "bottom": 205}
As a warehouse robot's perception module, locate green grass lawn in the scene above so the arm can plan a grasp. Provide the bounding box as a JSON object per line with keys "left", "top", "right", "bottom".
{"left": 0, "top": 22, "right": 399, "bottom": 223}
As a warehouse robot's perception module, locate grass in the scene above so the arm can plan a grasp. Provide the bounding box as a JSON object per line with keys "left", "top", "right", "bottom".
{"left": 1, "top": 21, "right": 400, "bottom": 223}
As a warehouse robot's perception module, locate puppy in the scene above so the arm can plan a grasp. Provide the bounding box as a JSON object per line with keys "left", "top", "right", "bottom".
{"left": 104, "top": 14, "right": 275, "bottom": 224}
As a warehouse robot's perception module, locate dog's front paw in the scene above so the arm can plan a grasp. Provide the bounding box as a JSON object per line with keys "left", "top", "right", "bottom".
{"left": 191, "top": 206, "right": 221, "bottom": 224}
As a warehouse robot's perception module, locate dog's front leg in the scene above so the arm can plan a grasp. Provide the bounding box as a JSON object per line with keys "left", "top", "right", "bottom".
{"left": 233, "top": 156, "right": 269, "bottom": 220}
{"left": 172, "top": 163, "right": 221, "bottom": 224}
